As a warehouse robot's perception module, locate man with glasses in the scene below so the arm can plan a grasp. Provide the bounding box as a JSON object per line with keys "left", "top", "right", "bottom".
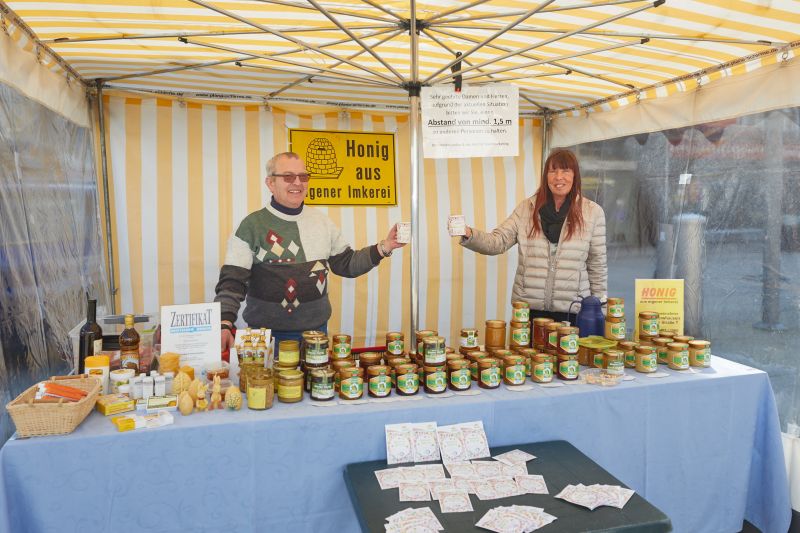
{"left": 215, "top": 151, "right": 405, "bottom": 354}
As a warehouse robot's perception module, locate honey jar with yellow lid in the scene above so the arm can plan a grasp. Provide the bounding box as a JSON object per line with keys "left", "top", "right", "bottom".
{"left": 607, "top": 297, "right": 625, "bottom": 318}
{"left": 511, "top": 301, "right": 530, "bottom": 323}
{"left": 502, "top": 355, "right": 526, "bottom": 385}
{"left": 424, "top": 365, "right": 447, "bottom": 394}
{"left": 447, "top": 359, "right": 471, "bottom": 391}
{"left": 484, "top": 320, "right": 507, "bottom": 350}
{"left": 338, "top": 367, "right": 364, "bottom": 400}
{"left": 688, "top": 340, "right": 711, "bottom": 367}
{"left": 367, "top": 365, "right": 392, "bottom": 398}
{"left": 667, "top": 342, "right": 690, "bottom": 370}
{"left": 532, "top": 353, "right": 554, "bottom": 383}
{"left": 635, "top": 346, "right": 657, "bottom": 373}
{"left": 396, "top": 364, "right": 419, "bottom": 395}
{"left": 386, "top": 332, "right": 404, "bottom": 356}
{"left": 478, "top": 357, "right": 501, "bottom": 389}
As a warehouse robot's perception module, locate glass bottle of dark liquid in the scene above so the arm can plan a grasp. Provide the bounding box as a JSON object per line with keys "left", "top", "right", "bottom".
{"left": 78, "top": 298, "right": 103, "bottom": 374}
{"left": 120, "top": 314, "right": 140, "bottom": 373}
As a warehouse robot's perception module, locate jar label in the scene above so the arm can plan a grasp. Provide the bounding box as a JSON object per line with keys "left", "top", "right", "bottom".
{"left": 120, "top": 352, "right": 139, "bottom": 368}
{"left": 534, "top": 363, "right": 553, "bottom": 382}
{"left": 425, "top": 348, "right": 446, "bottom": 365}
{"left": 480, "top": 367, "right": 501, "bottom": 387}
{"left": 333, "top": 343, "right": 351, "bottom": 357}
{"left": 638, "top": 354, "right": 656, "bottom": 369}
{"left": 512, "top": 308, "right": 530, "bottom": 322}
{"left": 606, "top": 361, "right": 624, "bottom": 376}
{"left": 504, "top": 365, "right": 525, "bottom": 385}
{"left": 279, "top": 352, "right": 300, "bottom": 365}
{"left": 559, "top": 360, "right": 578, "bottom": 379}
{"left": 559, "top": 334, "right": 578, "bottom": 353}
{"left": 657, "top": 348, "right": 669, "bottom": 364}
{"left": 693, "top": 348, "right": 710, "bottom": 363}
{"left": 592, "top": 353, "right": 604, "bottom": 367}
{"left": 611, "top": 322, "right": 625, "bottom": 338}
{"left": 460, "top": 335, "right": 478, "bottom": 348}
{"left": 397, "top": 373, "right": 419, "bottom": 393}
{"left": 609, "top": 304, "right": 624, "bottom": 317}
{"left": 340, "top": 378, "right": 363, "bottom": 399}
{"left": 511, "top": 328, "right": 530, "bottom": 345}
{"left": 311, "top": 382, "right": 334, "bottom": 399}
{"left": 641, "top": 320, "right": 658, "bottom": 335}
{"left": 449, "top": 369, "right": 470, "bottom": 388}
{"left": 306, "top": 348, "right": 328, "bottom": 365}
{"left": 548, "top": 332, "right": 557, "bottom": 347}
{"left": 247, "top": 387, "right": 267, "bottom": 408}
{"left": 277, "top": 384, "right": 301, "bottom": 400}
{"left": 426, "top": 371, "right": 447, "bottom": 392}
{"left": 387, "top": 340, "right": 404, "bottom": 355}
{"left": 369, "top": 375, "right": 391, "bottom": 396}
{"left": 470, "top": 364, "right": 479, "bottom": 380}
{"left": 624, "top": 353, "right": 636, "bottom": 366}
{"left": 671, "top": 351, "right": 689, "bottom": 368}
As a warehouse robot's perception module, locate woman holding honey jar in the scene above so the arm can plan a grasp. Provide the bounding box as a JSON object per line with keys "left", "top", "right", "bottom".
{"left": 454, "top": 149, "right": 607, "bottom": 323}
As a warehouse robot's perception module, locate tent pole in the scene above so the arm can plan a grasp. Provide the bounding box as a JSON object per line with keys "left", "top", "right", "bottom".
{"left": 95, "top": 80, "right": 117, "bottom": 314}
{"left": 409, "top": 0, "right": 420, "bottom": 348}
{"left": 541, "top": 112, "right": 552, "bottom": 176}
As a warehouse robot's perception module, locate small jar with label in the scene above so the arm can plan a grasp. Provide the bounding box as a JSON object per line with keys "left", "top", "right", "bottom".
{"left": 652, "top": 337, "right": 672, "bottom": 365}
{"left": 386, "top": 332, "right": 404, "bottom": 356}
{"left": 467, "top": 352, "right": 488, "bottom": 380}
{"left": 310, "top": 368, "right": 336, "bottom": 401}
{"left": 688, "top": 340, "right": 711, "bottom": 368}
{"left": 367, "top": 365, "right": 392, "bottom": 398}
{"left": 338, "top": 368, "right": 364, "bottom": 400}
{"left": 387, "top": 356, "right": 411, "bottom": 386}
{"left": 478, "top": 357, "right": 501, "bottom": 389}
{"left": 331, "top": 360, "right": 354, "bottom": 390}
{"left": 424, "top": 365, "right": 448, "bottom": 394}
{"left": 300, "top": 331, "right": 326, "bottom": 363}
{"left": 331, "top": 334, "right": 352, "bottom": 360}
{"left": 278, "top": 340, "right": 301, "bottom": 367}
{"left": 502, "top": 354, "right": 526, "bottom": 385}
{"left": 532, "top": 353, "right": 554, "bottom": 383}
{"left": 423, "top": 336, "right": 447, "bottom": 366}
{"left": 484, "top": 320, "right": 507, "bottom": 350}
{"left": 459, "top": 328, "right": 479, "bottom": 354}
{"left": 395, "top": 364, "right": 419, "bottom": 395}
{"left": 604, "top": 317, "right": 626, "bottom": 341}
{"left": 557, "top": 355, "right": 579, "bottom": 380}
{"left": 511, "top": 301, "right": 530, "bottom": 322}
{"left": 634, "top": 346, "right": 656, "bottom": 373}
{"left": 415, "top": 330, "right": 437, "bottom": 357}
{"left": 447, "top": 359, "right": 471, "bottom": 391}
{"left": 667, "top": 342, "right": 690, "bottom": 370}
{"left": 509, "top": 321, "right": 531, "bottom": 349}
{"left": 590, "top": 348, "right": 605, "bottom": 369}
{"left": 277, "top": 369, "right": 303, "bottom": 403}
{"left": 304, "top": 336, "right": 329, "bottom": 368}
{"left": 602, "top": 349, "right": 625, "bottom": 377}
{"left": 618, "top": 340, "right": 638, "bottom": 368}
{"left": 638, "top": 311, "right": 659, "bottom": 337}
{"left": 556, "top": 326, "right": 579, "bottom": 356}
{"left": 532, "top": 317, "right": 554, "bottom": 347}
{"left": 607, "top": 297, "right": 624, "bottom": 318}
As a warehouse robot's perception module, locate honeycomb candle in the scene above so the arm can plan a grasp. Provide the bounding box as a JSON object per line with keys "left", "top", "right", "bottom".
{"left": 396, "top": 222, "right": 411, "bottom": 243}
{"left": 448, "top": 215, "right": 466, "bottom": 236}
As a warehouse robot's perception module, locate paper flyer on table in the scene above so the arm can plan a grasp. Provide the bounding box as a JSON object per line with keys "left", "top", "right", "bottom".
{"left": 160, "top": 303, "right": 221, "bottom": 377}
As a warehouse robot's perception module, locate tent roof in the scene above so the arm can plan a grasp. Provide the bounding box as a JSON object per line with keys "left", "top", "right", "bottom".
{"left": 3, "top": 0, "right": 799, "bottom": 115}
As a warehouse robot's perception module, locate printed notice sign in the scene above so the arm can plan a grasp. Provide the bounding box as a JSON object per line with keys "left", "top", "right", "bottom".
{"left": 634, "top": 279, "right": 685, "bottom": 339}
{"left": 289, "top": 129, "right": 397, "bottom": 206}
{"left": 160, "top": 303, "right": 221, "bottom": 376}
{"left": 421, "top": 84, "right": 519, "bottom": 159}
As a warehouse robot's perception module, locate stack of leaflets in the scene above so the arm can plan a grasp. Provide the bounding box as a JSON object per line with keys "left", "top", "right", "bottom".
{"left": 475, "top": 505, "right": 557, "bottom": 532}
{"left": 384, "top": 507, "right": 443, "bottom": 532}
{"left": 555, "top": 484, "right": 635, "bottom": 510}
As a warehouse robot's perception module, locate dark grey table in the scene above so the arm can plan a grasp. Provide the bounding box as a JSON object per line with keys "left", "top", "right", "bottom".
{"left": 344, "top": 440, "right": 672, "bottom": 532}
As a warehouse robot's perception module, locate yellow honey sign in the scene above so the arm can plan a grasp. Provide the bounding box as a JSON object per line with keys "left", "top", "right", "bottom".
{"left": 289, "top": 128, "right": 397, "bottom": 206}
{"left": 634, "top": 279, "right": 684, "bottom": 340}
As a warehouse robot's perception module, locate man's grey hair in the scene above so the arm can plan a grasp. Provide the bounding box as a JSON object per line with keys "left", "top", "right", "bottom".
{"left": 266, "top": 151, "right": 302, "bottom": 180}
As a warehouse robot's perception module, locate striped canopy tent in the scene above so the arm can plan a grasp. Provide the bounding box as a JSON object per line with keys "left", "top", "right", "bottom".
{"left": 1, "top": 0, "right": 799, "bottom": 341}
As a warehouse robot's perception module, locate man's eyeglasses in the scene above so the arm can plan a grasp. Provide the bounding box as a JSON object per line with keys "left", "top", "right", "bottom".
{"left": 271, "top": 173, "right": 311, "bottom": 183}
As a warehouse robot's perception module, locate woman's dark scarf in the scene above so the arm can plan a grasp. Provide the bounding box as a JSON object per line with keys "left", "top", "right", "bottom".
{"left": 538, "top": 194, "right": 571, "bottom": 244}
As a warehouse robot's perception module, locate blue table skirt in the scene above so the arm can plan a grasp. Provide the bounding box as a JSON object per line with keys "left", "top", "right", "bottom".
{"left": 0, "top": 357, "right": 790, "bottom": 533}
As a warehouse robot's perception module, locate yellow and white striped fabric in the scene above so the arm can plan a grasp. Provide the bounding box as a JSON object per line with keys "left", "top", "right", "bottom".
{"left": 98, "top": 95, "right": 543, "bottom": 346}
{"left": 6, "top": 0, "right": 800, "bottom": 116}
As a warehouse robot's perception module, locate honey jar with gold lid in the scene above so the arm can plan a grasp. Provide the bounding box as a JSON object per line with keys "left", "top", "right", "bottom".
{"left": 477, "top": 357, "right": 501, "bottom": 389}
{"left": 519, "top": 347, "right": 537, "bottom": 377}
{"left": 607, "top": 297, "right": 624, "bottom": 318}
{"left": 367, "top": 365, "right": 392, "bottom": 398}
{"left": 331, "top": 334, "right": 351, "bottom": 360}
{"left": 359, "top": 351, "right": 383, "bottom": 370}
{"left": 635, "top": 346, "right": 657, "bottom": 373}
{"left": 509, "top": 321, "right": 531, "bottom": 349}
{"left": 545, "top": 322, "right": 560, "bottom": 351}
{"left": 447, "top": 359, "right": 471, "bottom": 391}
{"left": 415, "top": 330, "right": 437, "bottom": 357}
{"left": 277, "top": 369, "right": 303, "bottom": 404}
{"left": 688, "top": 340, "right": 711, "bottom": 368}
{"left": 589, "top": 347, "right": 605, "bottom": 369}
{"left": 422, "top": 336, "right": 447, "bottom": 366}
{"left": 459, "top": 328, "right": 479, "bottom": 354}
{"left": 652, "top": 337, "right": 672, "bottom": 365}
{"left": 667, "top": 342, "right": 690, "bottom": 370}
{"left": 556, "top": 326, "right": 579, "bottom": 356}
{"left": 532, "top": 317, "right": 554, "bottom": 347}
{"left": 278, "top": 339, "right": 301, "bottom": 367}
{"left": 396, "top": 364, "right": 419, "bottom": 395}
{"left": 502, "top": 354, "right": 526, "bottom": 386}
{"left": 338, "top": 367, "right": 364, "bottom": 400}
{"left": 638, "top": 312, "right": 659, "bottom": 338}
{"left": 532, "top": 353, "right": 554, "bottom": 383}
{"left": 424, "top": 365, "right": 447, "bottom": 394}
{"left": 310, "top": 368, "right": 336, "bottom": 402}
{"left": 556, "top": 354, "right": 579, "bottom": 380}
{"left": 511, "top": 301, "right": 530, "bottom": 323}
{"left": 604, "top": 317, "right": 626, "bottom": 341}
{"left": 386, "top": 332, "right": 404, "bottom": 356}
{"left": 618, "top": 340, "right": 638, "bottom": 368}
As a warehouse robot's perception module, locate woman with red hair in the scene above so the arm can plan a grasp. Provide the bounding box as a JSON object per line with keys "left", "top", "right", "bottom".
{"left": 458, "top": 149, "right": 607, "bottom": 323}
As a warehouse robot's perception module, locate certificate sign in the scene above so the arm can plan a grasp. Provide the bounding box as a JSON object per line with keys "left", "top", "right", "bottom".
{"left": 634, "top": 279, "right": 684, "bottom": 339}
{"left": 160, "top": 303, "right": 221, "bottom": 375}
{"left": 421, "top": 84, "right": 519, "bottom": 159}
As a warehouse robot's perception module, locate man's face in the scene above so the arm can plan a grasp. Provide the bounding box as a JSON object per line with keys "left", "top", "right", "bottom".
{"left": 266, "top": 156, "right": 309, "bottom": 209}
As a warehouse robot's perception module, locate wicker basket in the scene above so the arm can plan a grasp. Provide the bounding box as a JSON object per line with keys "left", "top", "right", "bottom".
{"left": 6, "top": 374, "right": 102, "bottom": 438}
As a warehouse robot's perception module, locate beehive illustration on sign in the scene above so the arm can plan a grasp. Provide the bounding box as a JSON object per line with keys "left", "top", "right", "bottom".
{"left": 305, "top": 137, "right": 344, "bottom": 179}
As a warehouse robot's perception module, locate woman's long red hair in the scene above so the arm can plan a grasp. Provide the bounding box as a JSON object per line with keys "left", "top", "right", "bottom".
{"left": 530, "top": 149, "right": 584, "bottom": 241}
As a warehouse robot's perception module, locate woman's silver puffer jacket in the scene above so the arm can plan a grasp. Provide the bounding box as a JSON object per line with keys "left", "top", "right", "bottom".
{"left": 461, "top": 194, "right": 607, "bottom": 313}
